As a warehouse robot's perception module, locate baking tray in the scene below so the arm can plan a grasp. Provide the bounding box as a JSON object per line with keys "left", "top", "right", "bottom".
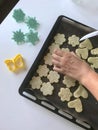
{"left": 19, "top": 15, "right": 98, "bottom": 130}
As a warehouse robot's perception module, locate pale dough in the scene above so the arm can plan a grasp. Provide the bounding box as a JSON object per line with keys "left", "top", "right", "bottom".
{"left": 44, "top": 53, "right": 52, "bottom": 66}
{"left": 73, "top": 84, "right": 88, "bottom": 99}
{"left": 49, "top": 43, "right": 60, "bottom": 54}
{"left": 63, "top": 75, "right": 76, "bottom": 88}
{"left": 88, "top": 57, "right": 98, "bottom": 69}
{"left": 54, "top": 33, "right": 66, "bottom": 45}
{"left": 91, "top": 48, "right": 98, "bottom": 55}
{"left": 79, "top": 39, "right": 93, "bottom": 50}
{"left": 40, "top": 82, "right": 54, "bottom": 96}
{"left": 68, "top": 98, "right": 83, "bottom": 113}
{"left": 47, "top": 71, "right": 60, "bottom": 83}
{"left": 37, "top": 64, "right": 49, "bottom": 77}
{"left": 75, "top": 48, "right": 88, "bottom": 59}
{"left": 30, "top": 76, "right": 42, "bottom": 89}
{"left": 68, "top": 35, "right": 79, "bottom": 47}
{"left": 58, "top": 88, "right": 72, "bottom": 102}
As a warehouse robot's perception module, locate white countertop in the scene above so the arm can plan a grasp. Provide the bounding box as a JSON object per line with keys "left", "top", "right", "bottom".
{"left": 0, "top": 0, "right": 98, "bottom": 130}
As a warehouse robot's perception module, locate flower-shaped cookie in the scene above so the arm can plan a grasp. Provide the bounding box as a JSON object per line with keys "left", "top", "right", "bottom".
{"left": 47, "top": 71, "right": 60, "bottom": 83}
{"left": 68, "top": 98, "right": 83, "bottom": 113}
{"left": 63, "top": 75, "right": 76, "bottom": 88}
{"left": 40, "top": 82, "right": 54, "bottom": 96}
{"left": 30, "top": 76, "right": 42, "bottom": 89}
{"left": 37, "top": 65, "right": 49, "bottom": 77}
{"left": 58, "top": 88, "right": 72, "bottom": 102}
{"left": 44, "top": 53, "right": 52, "bottom": 66}
{"left": 54, "top": 33, "right": 66, "bottom": 45}
{"left": 49, "top": 43, "right": 59, "bottom": 54}
{"left": 68, "top": 35, "right": 79, "bottom": 47}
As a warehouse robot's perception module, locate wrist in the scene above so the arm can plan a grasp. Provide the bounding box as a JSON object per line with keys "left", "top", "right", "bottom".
{"left": 80, "top": 69, "right": 94, "bottom": 87}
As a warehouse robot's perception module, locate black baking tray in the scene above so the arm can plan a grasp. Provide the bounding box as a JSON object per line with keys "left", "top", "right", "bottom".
{"left": 19, "top": 15, "right": 98, "bottom": 130}
{"left": 0, "top": 0, "right": 19, "bottom": 23}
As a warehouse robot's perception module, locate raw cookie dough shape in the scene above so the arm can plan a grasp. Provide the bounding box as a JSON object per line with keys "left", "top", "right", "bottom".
{"left": 25, "top": 30, "right": 39, "bottom": 45}
{"left": 44, "top": 53, "right": 52, "bottom": 66}
{"left": 13, "top": 9, "right": 26, "bottom": 23}
{"left": 40, "top": 82, "right": 54, "bottom": 96}
{"left": 54, "top": 33, "right": 66, "bottom": 45}
{"left": 73, "top": 84, "right": 88, "bottom": 99}
{"left": 75, "top": 48, "right": 88, "bottom": 59}
{"left": 47, "top": 71, "right": 60, "bottom": 83}
{"left": 25, "top": 16, "right": 39, "bottom": 30}
{"left": 49, "top": 43, "right": 60, "bottom": 54}
{"left": 68, "top": 35, "right": 79, "bottom": 47}
{"left": 88, "top": 57, "right": 98, "bottom": 69}
{"left": 37, "top": 65, "right": 49, "bottom": 77}
{"left": 68, "top": 98, "right": 83, "bottom": 113}
{"left": 61, "top": 48, "right": 70, "bottom": 53}
{"left": 63, "top": 75, "right": 76, "bottom": 88}
{"left": 79, "top": 39, "right": 93, "bottom": 50}
{"left": 12, "top": 29, "right": 25, "bottom": 44}
{"left": 30, "top": 76, "right": 42, "bottom": 89}
{"left": 58, "top": 88, "right": 72, "bottom": 102}
{"left": 91, "top": 48, "right": 98, "bottom": 55}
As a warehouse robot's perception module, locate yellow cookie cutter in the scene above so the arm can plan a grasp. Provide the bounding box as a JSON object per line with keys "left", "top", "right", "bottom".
{"left": 4, "top": 54, "right": 25, "bottom": 72}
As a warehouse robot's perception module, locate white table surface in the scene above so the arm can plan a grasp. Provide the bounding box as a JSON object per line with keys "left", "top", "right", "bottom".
{"left": 0, "top": 0, "right": 98, "bottom": 130}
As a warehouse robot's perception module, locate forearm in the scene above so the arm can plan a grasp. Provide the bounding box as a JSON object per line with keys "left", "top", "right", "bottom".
{"left": 81, "top": 69, "right": 98, "bottom": 101}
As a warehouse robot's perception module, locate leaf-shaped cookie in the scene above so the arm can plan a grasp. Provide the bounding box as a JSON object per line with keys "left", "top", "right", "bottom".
{"left": 79, "top": 39, "right": 93, "bottom": 50}
{"left": 68, "top": 98, "right": 83, "bottom": 113}
{"left": 73, "top": 84, "right": 88, "bottom": 99}
{"left": 75, "top": 48, "right": 88, "bottom": 59}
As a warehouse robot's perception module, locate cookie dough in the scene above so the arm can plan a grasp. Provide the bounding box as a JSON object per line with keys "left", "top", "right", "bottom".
{"left": 91, "top": 48, "right": 98, "bottom": 55}
{"left": 73, "top": 84, "right": 88, "bottom": 99}
{"left": 30, "top": 76, "right": 42, "bottom": 89}
{"left": 79, "top": 39, "right": 93, "bottom": 50}
{"left": 88, "top": 57, "right": 98, "bottom": 69}
{"left": 54, "top": 33, "right": 66, "bottom": 45}
{"left": 68, "top": 98, "right": 83, "bottom": 113}
{"left": 44, "top": 53, "right": 52, "bottom": 66}
{"left": 68, "top": 35, "right": 79, "bottom": 47}
{"left": 37, "top": 64, "right": 49, "bottom": 77}
{"left": 75, "top": 48, "right": 88, "bottom": 59}
{"left": 58, "top": 88, "right": 72, "bottom": 102}
{"left": 63, "top": 75, "right": 76, "bottom": 88}
{"left": 49, "top": 43, "right": 59, "bottom": 54}
{"left": 47, "top": 71, "right": 60, "bottom": 83}
{"left": 40, "top": 82, "right": 54, "bottom": 96}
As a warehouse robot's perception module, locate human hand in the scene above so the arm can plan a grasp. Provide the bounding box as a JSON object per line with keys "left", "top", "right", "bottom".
{"left": 52, "top": 49, "right": 91, "bottom": 83}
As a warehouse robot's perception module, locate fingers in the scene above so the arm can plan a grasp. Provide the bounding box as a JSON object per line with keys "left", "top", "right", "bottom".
{"left": 53, "top": 65, "right": 63, "bottom": 73}
{"left": 52, "top": 58, "right": 61, "bottom": 67}
{"left": 53, "top": 49, "right": 63, "bottom": 57}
